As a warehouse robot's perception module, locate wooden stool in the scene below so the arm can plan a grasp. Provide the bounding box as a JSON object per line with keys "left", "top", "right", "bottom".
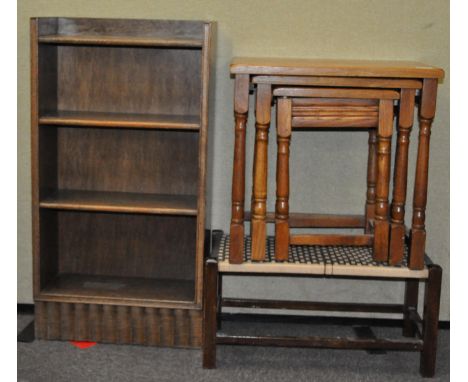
{"left": 203, "top": 232, "right": 443, "bottom": 378}
{"left": 272, "top": 87, "right": 399, "bottom": 263}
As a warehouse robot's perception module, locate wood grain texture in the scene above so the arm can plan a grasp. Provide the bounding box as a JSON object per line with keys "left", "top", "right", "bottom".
{"left": 410, "top": 79, "right": 438, "bottom": 270}
{"left": 229, "top": 74, "right": 250, "bottom": 264}
{"left": 275, "top": 98, "right": 292, "bottom": 261}
{"left": 274, "top": 87, "right": 400, "bottom": 100}
{"left": 365, "top": 130, "right": 378, "bottom": 233}
{"left": 389, "top": 89, "right": 416, "bottom": 265}
{"left": 202, "top": 259, "right": 218, "bottom": 368}
{"left": 33, "top": 20, "right": 213, "bottom": 349}
{"left": 194, "top": 21, "right": 214, "bottom": 305}
{"left": 43, "top": 18, "right": 206, "bottom": 39}
{"left": 231, "top": 57, "right": 444, "bottom": 79}
{"left": 40, "top": 110, "right": 200, "bottom": 130}
{"left": 54, "top": 127, "right": 198, "bottom": 195}
{"left": 39, "top": 274, "right": 195, "bottom": 305}
{"left": 31, "top": 18, "right": 41, "bottom": 297}
{"left": 39, "top": 34, "right": 203, "bottom": 47}
{"left": 291, "top": 102, "right": 379, "bottom": 128}
{"left": 40, "top": 190, "right": 198, "bottom": 215}
{"left": 55, "top": 46, "right": 201, "bottom": 116}
{"left": 290, "top": 234, "right": 373, "bottom": 246}
{"left": 35, "top": 301, "right": 202, "bottom": 348}
{"left": 251, "top": 83, "right": 272, "bottom": 261}
{"left": 55, "top": 211, "right": 196, "bottom": 281}
{"left": 373, "top": 99, "right": 394, "bottom": 261}
{"left": 244, "top": 212, "right": 366, "bottom": 228}
{"left": 253, "top": 75, "right": 423, "bottom": 89}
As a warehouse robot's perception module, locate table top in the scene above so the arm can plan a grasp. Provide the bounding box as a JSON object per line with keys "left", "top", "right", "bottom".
{"left": 230, "top": 57, "right": 444, "bottom": 79}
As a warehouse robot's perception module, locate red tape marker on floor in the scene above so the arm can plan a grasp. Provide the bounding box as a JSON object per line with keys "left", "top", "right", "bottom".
{"left": 69, "top": 341, "right": 97, "bottom": 349}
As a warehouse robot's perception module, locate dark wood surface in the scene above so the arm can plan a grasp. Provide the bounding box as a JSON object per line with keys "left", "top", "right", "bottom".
{"left": 53, "top": 127, "right": 199, "bottom": 195}
{"left": 420, "top": 265, "right": 443, "bottom": 377}
{"left": 40, "top": 190, "right": 198, "bottom": 215}
{"left": 53, "top": 46, "right": 201, "bottom": 116}
{"left": 216, "top": 333, "right": 423, "bottom": 351}
{"left": 39, "top": 34, "right": 203, "bottom": 47}
{"left": 55, "top": 211, "right": 196, "bottom": 281}
{"left": 31, "top": 18, "right": 214, "bottom": 347}
{"left": 35, "top": 300, "right": 202, "bottom": 347}
{"left": 40, "top": 110, "right": 200, "bottom": 130}
{"left": 36, "top": 17, "right": 207, "bottom": 39}
{"left": 222, "top": 298, "right": 404, "bottom": 313}
{"left": 40, "top": 274, "right": 195, "bottom": 304}
{"left": 202, "top": 259, "right": 218, "bottom": 368}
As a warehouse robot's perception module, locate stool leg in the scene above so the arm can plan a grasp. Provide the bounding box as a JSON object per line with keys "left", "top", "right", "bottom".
{"left": 275, "top": 98, "right": 292, "bottom": 261}
{"left": 251, "top": 83, "right": 272, "bottom": 261}
{"left": 217, "top": 273, "right": 223, "bottom": 330}
{"left": 389, "top": 89, "right": 416, "bottom": 265}
{"left": 230, "top": 74, "right": 250, "bottom": 264}
{"left": 365, "top": 129, "right": 377, "bottom": 233}
{"left": 410, "top": 79, "right": 438, "bottom": 270}
{"left": 374, "top": 99, "right": 394, "bottom": 261}
{"left": 403, "top": 279, "right": 419, "bottom": 337}
{"left": 420, "top": 264, "right": 442, "bottom": 378}
{"left": 202, "top": 259, "right": 218, "bottom": 368}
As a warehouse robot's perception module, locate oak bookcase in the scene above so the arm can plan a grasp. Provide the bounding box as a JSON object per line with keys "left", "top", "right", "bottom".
{"left": 30, "top": 17, "right": 213, "bottom": 347}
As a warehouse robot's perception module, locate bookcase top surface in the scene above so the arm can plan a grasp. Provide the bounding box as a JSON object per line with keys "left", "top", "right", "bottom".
{"left": 34, "top": 17, "right": 213, "bottom": 42}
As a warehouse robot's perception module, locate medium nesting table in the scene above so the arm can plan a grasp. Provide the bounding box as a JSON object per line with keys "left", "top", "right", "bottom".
{"left": 202, "top": 58, "right": 444, "bottom": 377}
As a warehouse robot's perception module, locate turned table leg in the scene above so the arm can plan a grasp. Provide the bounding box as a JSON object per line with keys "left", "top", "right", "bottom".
{"left": 251, "top": 83, "right": 272, "bottom": 261}
{"left": 275, "top": 98, "right": 292, "bottom": 261}
{"left": 373, "top": 99, "right": 394, "bottom": 261}
{"left": 389, "top": 89, "right": 416, "bottom": 265}
{"left": 229, "top": 74, "right": 250, "bottom": 264}
{"left": 365, "top": 129, "right": 377, "bottom": 233}
{"left": 410, "top": 79, "right": 438, "bottom": 270}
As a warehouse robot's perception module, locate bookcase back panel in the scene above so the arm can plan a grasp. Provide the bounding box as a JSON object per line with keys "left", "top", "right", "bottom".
{"left": 54, "top": 127, "right": 199, "bottom": 195}
{"left": 53, "top": 46, "right": 201, "bottom": 115}
{"left": 56, "top": 211, "right": 196, "bottom": 281}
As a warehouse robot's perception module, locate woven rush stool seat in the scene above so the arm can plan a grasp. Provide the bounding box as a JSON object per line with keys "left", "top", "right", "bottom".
{"left": 217, "top": 234, "right": 428, "bottom": 278}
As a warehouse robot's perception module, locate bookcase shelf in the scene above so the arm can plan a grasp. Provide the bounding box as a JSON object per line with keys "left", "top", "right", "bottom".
{"left": 38, "top": 34, "right": 204, "bottom": 48}
{"left": 40, "top": 190, "right": 198, "bottom": 215}
{"left": 39, "top": 110, "right": 200, "bottom": 130}
{"left": 31, "top": 17, "right": 213, "bottom": 347}
{"left": 39, "top": 274, "right": 196, "bottom": 306}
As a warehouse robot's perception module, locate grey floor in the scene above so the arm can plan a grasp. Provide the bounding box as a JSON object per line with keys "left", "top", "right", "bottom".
{"left": 18, "top": 314, "right": 449, "bottom": 382}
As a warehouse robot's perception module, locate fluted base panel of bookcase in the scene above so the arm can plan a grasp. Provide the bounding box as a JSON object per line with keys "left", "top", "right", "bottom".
{"left": 34, "top": 301, "right": 202, "bottom": 348}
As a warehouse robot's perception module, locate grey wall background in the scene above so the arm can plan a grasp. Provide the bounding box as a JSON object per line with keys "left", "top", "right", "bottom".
{"left": 18, "top": 0, "right": 450, "bottom": 319}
